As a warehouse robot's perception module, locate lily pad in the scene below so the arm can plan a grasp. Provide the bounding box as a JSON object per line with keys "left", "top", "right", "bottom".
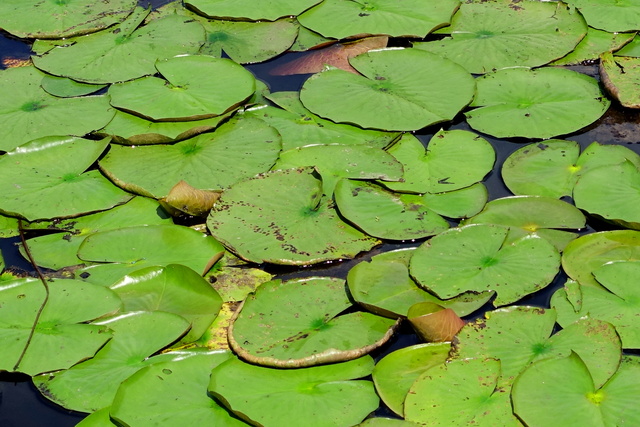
{"left": 244, "top": 91, "right": 398, "bottom": 151}
{"left": 0, "top": 0, "right": 137, "bottom": 39}
{"left": 297, "top": 0, "right": 459, "bottom": 39}
{"left": 564, "top": 0, "right": 640, "bottom": 32}
{"left": 0, "top": 278, "right": 120, "bottom": 375}
{"left": 512, "top": 353, "right": 640, "bottom": 426}
{"left": 413, "top": 0, "right": 587, "bottom": 74}
{"left": 77, "top": 224, "right": 225, "bottom": 278}
{"left": 32, "top": 7, "right": 205, "bottom": 84}
{"left": 382, "top": 131, "right": 495, "bottom": 194}
{"left": 24, "top": 197, "right": 172, "bottom": 270}
{"left": 186, "top": 0, "right": 321, "bottom": 20}
{"left": 300, "top": 48, "right": 475, "bottom": 131}
{"left": 600, "top": 52, "right": 640, "bottom": 108}
{"left": 108, "top": 55, "right": 255, "bottom": 121}
{"left": 347, "top": 249, "right": 494, "bottom": 319}
{"left": 405, "top": 358, "right": 521, "bottom": 426}
{"left": 410, "top": 224, "right": 561, "bottom": 306}
{"left": 273, "top": 144, "right": 403, "bottom": 196}
{"left": 462, "top": 195, "right": 586, "bottom": 251}
{"left": 0, "top": 66, "right": 115, "bottom": 151}
{"left": 334, "top": 179, "right": 450, "bottom": 240}
{"left": 561, "top": 230, "right": 640, "bottom": 288}
{"left": 502, "top": 140, "right": 640, "bottom": 198}
{"left": 160, "top": 180, "right": 221, "bottom": 217}
{"left": 574, "top": 160, "right": 640, "bottom": 229}
{"left": 0, "top": 136, "right": 132, "bottom": 221}
{"left": 228, "top": 277, "right": 398, "bottom": 367}
{"left": 110, "top": 264, "right": 223, "bottom": 343}
{"left": 552, "top": 261, "right": 640, "bottom": 348}
{"left": 40, "top": 75, "right": 108, "bottom": 98}
{"left": 209, "top": 355, "right": 379, "bottom": 426}
{"left": 407, "top": 302, "right": 465, "bottom": 343}
{"left": 200, "top": 18, "right": 298, "bottom": 64}
{"left": 33, "top": 311, "right": 191, "bottom": 413}
{"left": 372, "top": 342, "right": 450, "bottom": 416}
{"left": 465, "top": 67, "right": 610, "bottom": 139}
{"left": 110, "top": 349, "right": 246, "bottom": 426}
{"left": 206, "top": 167, "right": 379, "bottom": 265}
{"left": 552, "top": 27, "right": 635, "bottom": 66}
{"left": 420, "top": 183, "right": 489, "bottom": 219}
{"left": 99, "top": 117, "right": 281, "bottom": 198}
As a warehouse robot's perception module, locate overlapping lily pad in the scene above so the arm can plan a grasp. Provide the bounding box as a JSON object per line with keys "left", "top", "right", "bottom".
{"left": 33, "top": 311, "right": 191, "bottom": 413}
{"left": 463, "top": 195, "right": 586, "bottom": 251}
{"left": 273, "top": 144, "right": 403, "bottom": 196}
{"left": 382, "top": 131, "right": 495, "bottom": 194}
{"left": 0, "top": 278, "right": 121, "bottom": 376}
{"left": 565, "top": 0, "right": 640, "bottom": 32}
{"left": 0, "top": 66, "right": 115, "bottom": 151}
{"left": 108, "top": 55, "right": 255, "bottom": 121}
{"left": 186, "top": 0, "right": 321, "bottom": 20}
{"left": 502, "top": 140, "right": 640, "bottom": 198}
{"left": 347, "top": 249, "right": 494, "bottom": 318}
{"left": 99, "top": 117, "right": 281, "bottom": 198}
{"left": 300, "top": 48, "right": 475, "bottom": 131}
{"left": 600, "top": 52, "right": 640, "bottom": 109}
{"left": 228, "top": 277, "right": 397, "bottom": 367}
{"left": 0, "top": 136, "right": 132, "bottom": 221}
{"left": 552, "top": 28, "right": 635, "bottom": 66}
{"left": 208, "top": 355, "right": 379, "bottom": 426}
{"left": 32, "top": 7, "right": 205, "bottom": 84}
{"left": 0, "top": 0, "right": 137, "bottom": 39}
{"left": 207, "top": 167, "right": 379, "bottom": 265}
{"left": 413, "top": 0, "right": 587, "bottom": 74}
{"left": 297, "top": 0, "right": 459, "bottom": 39}
{"left": 410, "top": 224, "right": 561, "bottom": 306}
{"left": 552, "top": 261, "right": 640, "bottom": 348}
{"left": 465, "top": 67, "right": 610, "bottom": 139}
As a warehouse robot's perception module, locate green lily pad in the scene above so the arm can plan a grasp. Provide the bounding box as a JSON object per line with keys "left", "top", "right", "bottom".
{"left": 462, "top": 195, "right": 586, "bottom": 251}
{"left": 24, "top": 197, "right": 172, "bottom": 270}
{"left": 200, "top": 18, "right": 298, "bottom": 64}
{"left": 574, "top": 160, "right": 640, "bottom": 229}
{"left": 552, "top": 27, "right": 635, "bottom": 66}
{"left": 75, "top": 407, "right": 114, "bottom": 427}
{"left": 410, "top": 224, "right": 561, "bottom": 306}
{"left": 561, "top": 230, "right": 640, "bottom": 288}
{"left": 0, "top": 278, "right": 120, "bottom": 376}
{"left": 110, "top": 349, "right": 247, "bottom": 426}
{"left": 108, "top": 55, "right": 255, "bottom": 121}
{"left": 33, "top": 311, "right": 191, "bottom": 413}
{"left": 465, "top": 67, "right": 610, "bottom": 139}
{"left": 0, "top": 136, "right": 132, "bottom": 221}
{"left": 552, "top": 261, "right": 640, "bottom": 348}
{"left": 565, "top": 0, "right": 640, "bottom": 32}
{"left": 372, "top": 342, "right": 450, "bottom": 416}
{"left": 228, "top": 277, "right": 398, "bottom": 367}
{"left": 77, "top": 224, "right": 225, "bottom": 278}
{"left": 32, "top": 7, "right": 205, "bottom": 84}
{"left": 40, "top": 75, "right": 108, "bottom": 98}
{"left": 358, "top": 419, "right": 419, "bottom": 427}
{"left": 97, "top": 109, "right": 233, "bottom": 145}
{"left": 405, "top": 358, "right": 521, "bottom": 426}
{"left": 347, "top": 249, "right": 494, "bottom": 319}
{"left": 244, "top": 91, "right": 398, "bottom": 151}
{"left": 413, "top": 0, "right": 586, "bottom": 74}
{"left": 110, "top": 264, "right": 222, "bottom": 343}
{"left": 0, "top": 66, "right": 115, "bottom": 151}
{"left": 186, "top": 0, "right": 321, "bottom": 20}
{"left": 273, "top": 145, "right": 403, "bottom": 196}
{"left": 207, "top": 167, "right": 379, "bottom": 265}
{"left": 209, "top": 355, "right": 379, "bottom": 426}
{"left": 297, "top": 0, "right": 459, "bottom": 39}
{"left": 0, "top": 0, "right": 137, "bottom": 39}
{"left": 382, "top": 131, "right": 495, "bottom": 194}
{"left": 99, "top": 117, "right": 281, "bottom": 198}
{"left": 512, "top": 353, "right": 640, "bottom": 427}
{"left": 205, "top": 252, "right": 274, "bottom": 302}
{"left": 615, "top": 34, "right": 640, "bottom": 57}
{"left": 421, "top": 183, "right": 489, "bottom": 219}
{"left": 502, "top": 140, "right": 640, "bottom": 198}
{"left": 453, "top": 307, "right": 621, "bottom": 389}
{"left": 600, "top": 52, "right": 640, "bottom": 108}
{"left": 0, "top": 215, "right": 19, "bottom": 238}
{"left": 334, "top": 179, "right": 450, "bottom": 240}
{"left": 300, "top": 48, "right": 475, "bottom": 131}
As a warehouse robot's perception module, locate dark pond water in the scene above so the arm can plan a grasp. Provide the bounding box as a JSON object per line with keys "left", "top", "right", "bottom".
{"left": 2, "top": 9, "right": 640, "bottom": 426}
